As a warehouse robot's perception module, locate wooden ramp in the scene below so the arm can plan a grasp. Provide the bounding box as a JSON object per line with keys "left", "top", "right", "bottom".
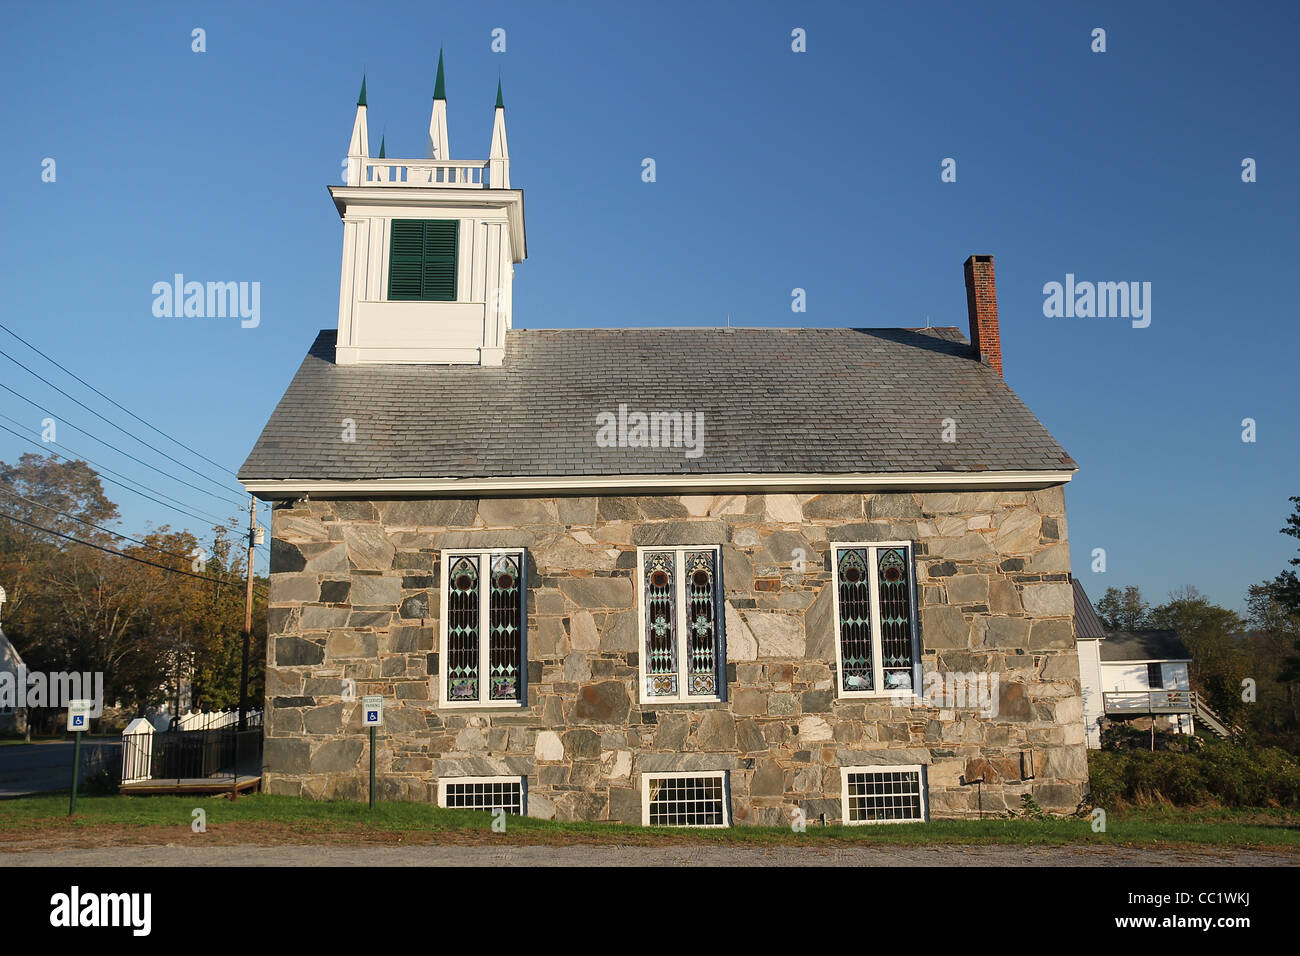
{"left": 119, "top": 775, "right": 262, "bottom": 796}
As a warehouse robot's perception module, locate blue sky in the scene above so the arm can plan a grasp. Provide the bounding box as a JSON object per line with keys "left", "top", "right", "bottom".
{"left": 2, "top": 0, "right": 1297, "bottom": 612}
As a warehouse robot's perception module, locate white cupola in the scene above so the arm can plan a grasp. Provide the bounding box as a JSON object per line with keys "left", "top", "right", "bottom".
{"left": 331, "top": 52, "right": 526, "bottom": 366}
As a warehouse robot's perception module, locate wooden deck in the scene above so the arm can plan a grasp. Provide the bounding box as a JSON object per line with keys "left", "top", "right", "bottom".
{"left": 119, "top": 775, "right": 262, "bottom": 796}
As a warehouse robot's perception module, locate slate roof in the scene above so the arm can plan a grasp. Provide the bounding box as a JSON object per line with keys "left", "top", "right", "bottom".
{"left": 1072, "top": 579, "right": 1108, "bottom": 639}
{"left": 1100, "top": 630, "right": 1192, "bottom": 663}
{"left": 238, "top": 327, "right": 1077, "bottom": 481}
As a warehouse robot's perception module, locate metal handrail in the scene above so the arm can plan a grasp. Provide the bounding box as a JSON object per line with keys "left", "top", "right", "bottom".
{"left": 118, "top": 726, "right": 263, "bottom": 786}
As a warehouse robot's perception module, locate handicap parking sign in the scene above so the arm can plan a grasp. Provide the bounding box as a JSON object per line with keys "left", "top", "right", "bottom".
{"left": 66, "top": 699, "right": 92, "bottom": 732}
{"left": 362, "top": 695, "right": 383, "bottom": 727}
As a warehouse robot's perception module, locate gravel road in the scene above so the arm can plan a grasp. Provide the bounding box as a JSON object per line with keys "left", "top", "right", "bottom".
{"left": 3, "top": 842, "right": 1295, "bottom": 866}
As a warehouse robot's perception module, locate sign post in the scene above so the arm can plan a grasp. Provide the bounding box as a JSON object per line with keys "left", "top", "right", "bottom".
{"left": 361, "top": 696, "right": 383, "bottom": 809}
{"left": 66, "top": 699, "right": 91, "bottom": 816}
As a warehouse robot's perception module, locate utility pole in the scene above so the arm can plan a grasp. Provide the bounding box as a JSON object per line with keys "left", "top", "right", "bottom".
{"left": 239, "top": 496, "right": 260, "bottom": 732}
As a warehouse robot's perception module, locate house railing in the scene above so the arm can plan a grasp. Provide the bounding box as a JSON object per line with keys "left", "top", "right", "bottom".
{"left": 120, "top": 711, "right": 263, "bottom": 787}
{"left": 1103, "top": 690, "right": 1198, "bottom": 715}
{"left": 361, "top": 158, "right": 491, "bottom": 187}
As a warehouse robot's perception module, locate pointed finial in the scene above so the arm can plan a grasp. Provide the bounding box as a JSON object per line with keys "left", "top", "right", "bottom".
{"left": 495, "top": 77, "right": 504, "bottom": 110}
{"left": 378, "top": 134, "right": 386, "bottom": 159}
{"left": 357, "top": 75, "right": 367, "bottom": 107}
{"left": 433, "top": 49, "right": 446, "bottom": 100}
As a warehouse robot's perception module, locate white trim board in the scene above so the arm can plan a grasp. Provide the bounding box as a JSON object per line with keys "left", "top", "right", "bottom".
{"left": 243, "top": 469, "right": 1074, "bottom": 499}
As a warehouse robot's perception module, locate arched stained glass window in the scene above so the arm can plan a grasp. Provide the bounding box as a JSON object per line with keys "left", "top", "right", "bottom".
{"left": 639, "top": 547, "right": 724, "bottom": 702}
{"left": 685, "top": 550, "right": 719, "bottom": 697}
{"left": 834, "top": 542, "right": 918, "bottom": 697}
{"left": 441, "top": 550, "right": 527, "bottom": 706}
{"left": 446, "top": 556, "right": 480, "bottom": 701}
{"left": 489, "top": 553, "right": 522, "bottom": 701}
{"left": 644, "top": 551, "right": 678, "bottom": 698}
{"left": 837, "top": 548, "right": 874, "bottom": 692}
{"left": 877, "top": 548, "right": 914, "bottom": 690}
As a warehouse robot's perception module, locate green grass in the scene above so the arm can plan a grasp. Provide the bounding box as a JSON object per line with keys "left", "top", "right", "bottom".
{"left": 2, "top": 793, "right": 1297, "bottom": 848}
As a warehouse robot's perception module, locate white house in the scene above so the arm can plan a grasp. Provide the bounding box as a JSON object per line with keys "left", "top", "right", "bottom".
{"left": 1074, "top": 580, "right": 1196, "bottom": 748}
{"left": 0, "top": 586, "right": 28, "bottom": 736}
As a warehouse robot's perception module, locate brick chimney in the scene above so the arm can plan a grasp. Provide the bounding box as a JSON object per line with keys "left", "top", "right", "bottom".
{"left": 964, "top": 254, "right": 1002, "bottom": 376}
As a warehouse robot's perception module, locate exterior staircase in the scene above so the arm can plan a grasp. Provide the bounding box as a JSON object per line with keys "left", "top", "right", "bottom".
{"left": 1193, "top": 698, "right": 1237, "bottom": 739}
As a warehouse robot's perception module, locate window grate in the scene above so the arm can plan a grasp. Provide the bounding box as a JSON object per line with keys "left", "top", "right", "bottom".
{"left": 439, "top": 777, "right": 524, "bottom": 815}
{"left": 843, "top": 767, "right": 925, "bottom": 824}
{"left": 643, "top": 772, "right": 729, "bottom": 827}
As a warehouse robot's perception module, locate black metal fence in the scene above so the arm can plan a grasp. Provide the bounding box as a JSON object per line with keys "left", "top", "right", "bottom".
{"left": 121, "top": 714, "right": 263, "bottom": 787}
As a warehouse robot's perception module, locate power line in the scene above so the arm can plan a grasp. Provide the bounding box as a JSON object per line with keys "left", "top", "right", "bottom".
{"left": 0, "top": 418, "right": 234, "bottom": 527}
{"left": 0, "top": 484, "right": 255, "bottom": 580}
{"left": 0, "top": 510, "right": 263, "bottom": 593}
{"left": 0, "top": 346, "right": 245, "bottom": 499}
{"left": 0, "top": 381, "right": 244, "bottom": 506}
{"left": 0, "top": 321, "right": 240, "bottom": 479}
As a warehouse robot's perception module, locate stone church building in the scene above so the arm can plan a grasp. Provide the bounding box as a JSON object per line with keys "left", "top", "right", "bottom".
{"left": 240, "top": 60, "right": 1088, "bottom": 825}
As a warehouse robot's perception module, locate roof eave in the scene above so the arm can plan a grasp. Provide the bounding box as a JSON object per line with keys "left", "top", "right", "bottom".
{"left": 240, "top": 468, "right": 1076, "bottom": 500}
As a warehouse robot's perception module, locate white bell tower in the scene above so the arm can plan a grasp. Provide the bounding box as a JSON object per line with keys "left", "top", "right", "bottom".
{"left": 331, "top": 54, "right": 526, "bottom": 366}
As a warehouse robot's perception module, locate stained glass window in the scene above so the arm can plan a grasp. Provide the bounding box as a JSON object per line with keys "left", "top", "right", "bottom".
{"left": 834, "top": 543, "right": 918, "bottom": 697}
{"left": 640, "top": 547, "right": 724, "bottom": 702}
{"left": 441, "top": 550, "right": 525, "bottom": 706}
{"left": 644, "top": 551, "right": 678, "bottom": 698}
{"left": 837, "top": 548, "right": 874, "bottom": 692}
{"left": 489, "top": 554, "right": 522, "bottom": 701}
{"left": 877, "top": 548, "right": 914, "bottom": 690}
{"left": 685, "top": 551, "right": 719, "bottom": 697}
{"left": 446, "top": 555, "right": 480, "bottom": 701}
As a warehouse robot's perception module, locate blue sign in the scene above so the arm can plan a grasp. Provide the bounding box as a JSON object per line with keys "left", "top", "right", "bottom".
{"left": 72, "top": 715, "right": 85, "bottom": 727}
{"left": 367, "top": 710, "right": 378, "bottom": 722}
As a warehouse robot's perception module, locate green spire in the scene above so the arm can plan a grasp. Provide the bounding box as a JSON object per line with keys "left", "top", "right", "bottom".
{"left": 495, "top": 78, "right": 504, "bottom": 109}
{"left": 433, "top": 49, "right": 446, "bottom": 100}
{"left": 378, "top": 135, "right": 386, "bottom": 159}
{"left": 357, "top": 75, "right": 367, "bottom": 107}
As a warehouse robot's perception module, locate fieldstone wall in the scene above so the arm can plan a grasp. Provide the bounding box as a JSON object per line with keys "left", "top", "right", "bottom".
{"left": 262, "top": 489, "right": 1088, "bottom": 823}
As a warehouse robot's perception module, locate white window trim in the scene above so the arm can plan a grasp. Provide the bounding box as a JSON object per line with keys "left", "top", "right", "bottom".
{"left": 830, "top": 541, "right": 922, "bottom": 700}
{"left": 640, "top": 770, "right": 731, "bottom": 828}
{"left": 438, "top": 548, "right": 527, "bottom": 709}
{"left": 436, "top": 775, "right": 527, "bottom": 814}
{"left": 635, "top": 545, "right": 726, "bottom": 705}
{"left": 840, "top": 764, "right": 928, "bottom": 825}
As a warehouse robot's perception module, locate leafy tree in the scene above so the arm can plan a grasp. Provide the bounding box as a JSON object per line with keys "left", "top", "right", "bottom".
{"left": 1244, "top": 582, "right": 1300, "bottom": 747}
{"left": 1096, "top": 585, "right": 1151, "bottom": 631}
{"left": 0, "top": 453, "right": 266, "bottom": 729}
{"left": 1149, "top": 586, "right": 1248, "bottom": 726}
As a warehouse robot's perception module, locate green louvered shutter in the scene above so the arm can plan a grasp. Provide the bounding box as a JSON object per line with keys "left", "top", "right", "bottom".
{"left": 388, "top": 219, "right": 457, "bottom": 301}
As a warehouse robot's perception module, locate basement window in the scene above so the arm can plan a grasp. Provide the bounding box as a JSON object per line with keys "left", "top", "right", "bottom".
{"left": 637, "top": 547, "right": 725, "bottom": 704}
{"left": 641, "top": 771, "right": 730, "bottom": 827}
{"left": 831, "top": 542, "right": 921, "bottom": 697}
{"left": 841, "top": 765, "right": 927, "bottom": 824}
{"left": 439, "top": 549, "right": 526, "bottom": 707}
{"left": 437, "top": 776, "right": 526, "bottom": 815}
